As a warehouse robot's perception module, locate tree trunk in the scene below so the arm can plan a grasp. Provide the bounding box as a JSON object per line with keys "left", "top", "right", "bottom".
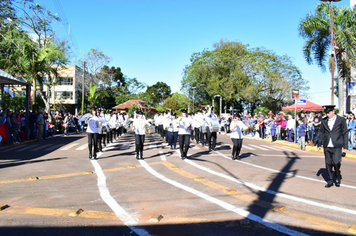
{"left": 336, "top": 53, "right": 345, "bottom": 115}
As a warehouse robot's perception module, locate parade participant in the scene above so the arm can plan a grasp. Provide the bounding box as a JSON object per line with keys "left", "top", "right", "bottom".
{"left": 167, "top": 112, "right": 179, "bottom": 150}
{"left": 108, "top": 112, "right": 116, "bottom": 143}
{"left": 178, "top": 109, "right": 192, "bottom": 160}
{"left": 347, "top": 112, "right": 356, "bottom": 151}
{"left": 158, "top": 111, "right": 164, "bottom": 139}
{"left": 193, "top": 110, "right": 202, "bottom": 143}
{"left": 200, "top": 108, "right": 209, "bottom": 146}
{"left": 99, "top": 108, "right": 108, "bottom": 148}
{"left": 318, "top": 105, "right": 348, "bottom": 188}
{"left": 86, "top": 107, "right": 99, "bottom": 160}
{"left": 206, "top": 109, "right": 218, "bottom": 151}
{"left": 133, "top": 109, "right": 149, "bottom": 160}
{"left": 190, "top": 112, "right": 195, "bottom": 141}
{"left": 230, "top": 113, "right": 247, "bottom": 160}
{"left": 154, "top": 113, "right": 159, "bottom": 133}
{"left": 96, "top": 109, "right": 103, "bottom": 152}
{"left": 163, "top": 110, "right": 171, "bottom": 143}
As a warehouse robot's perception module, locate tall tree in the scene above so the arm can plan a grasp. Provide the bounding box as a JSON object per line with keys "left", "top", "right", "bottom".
{"left": 299, "top": 3, "right": 356, "bottom": 114}
{"left": 144, "top": 82, "right": 171, "bottom": 105}
{"left": 83, "top": 48, "right": 111, "bottom": 84}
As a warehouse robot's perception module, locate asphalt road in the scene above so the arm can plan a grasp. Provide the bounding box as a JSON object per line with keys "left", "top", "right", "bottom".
{"left": 1, "top": 130, "right": 356, "bottom": 236}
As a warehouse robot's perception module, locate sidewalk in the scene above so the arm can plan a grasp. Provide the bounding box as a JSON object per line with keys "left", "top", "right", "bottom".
{"left": 221, "top": 132, "right": 356, "bottom": 160}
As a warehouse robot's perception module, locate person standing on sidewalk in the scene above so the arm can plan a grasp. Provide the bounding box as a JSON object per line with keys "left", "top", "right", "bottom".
{"left": 275, "top": 113, "right": 282, "bottom": 140}
{"left": 317, "top": 105, "right": 348, "bottom": 188}
{"left": 347, "top": 112, "right": 356, "bottom": 151}
{"left": 36, "top": 110, "right": 45, "bottom": 142}
{"left": 297, "top": 119, "right": 307, "bottom": 151}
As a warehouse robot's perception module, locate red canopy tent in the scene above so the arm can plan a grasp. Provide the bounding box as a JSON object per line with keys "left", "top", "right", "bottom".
{"left": 282, "top": 100, "right": 323, "bottom": 111}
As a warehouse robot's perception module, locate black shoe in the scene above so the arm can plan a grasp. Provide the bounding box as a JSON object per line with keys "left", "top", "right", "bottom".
{"left": 231, "top": 155, "right": 235, "bottom": 160}
{"left": 136, "top": 154, "right": 139, "bottom": 160}
{"left": 208, "top": 148, "right": 212, "bottom": 152}
{"left": 180, "top": 155, "right": 185, "bottom": 160}
{"left": 212, "top": 148, "right": 216, "bottom": 151}
{"left": 335, "top": 179, "right": 341, "bottom": 187}
{"left": 236, "top": 155, "right": 240, "bottom": 160}
{"left": 93, "top": 155, "right": 97, "bottom": 160}
{"left": 89, "top": 155, "right": 92, "bottom": 160}
{"left": 325, "top": 182, "right": 333, "bottom": 188}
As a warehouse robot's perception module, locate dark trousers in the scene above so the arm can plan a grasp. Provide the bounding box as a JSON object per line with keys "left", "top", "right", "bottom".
{"left": 102, "top": 132, "right": 107, "bottom": 147}
{"left": 314, "top": 129, "right": 320, "bottom": 145}
{"left": 164, "top": 129, "right": 168, "bottom": 142}
{"left": 207, "top": 127, "right": 217, "bottom": 149}
{"left": 135, "top": 134, "right": 145, "bottom": 155}
{"left": 281, "top": 128, "right": 286, "bottom": 140}
{"left": 159, "top": 125, "right": 164, "bottom": 138}
{"left": 97, "top": 134, "right": 102, "bottom": 151}
{"left": 179, "top": 134, "right": 190, "bottom": 157}
{"left": 324, "top": 147, "right": 342, "bottom": 184}
{"left": 200, "top": 128, "right": 207, "bottom": 145}
{"left": 231, "top": 138, "right": 243, "bottom": 158}
{"left": 168, "top": 131, "right": 178, "bottom": 148}
{"left": 191, "top": 129, "right": 194, "bottom": 140}
{"left": 194, "top": 127, "right": 200, "bottom": 143}
{"left": 88, "top": 133, "right": 98, "bottom": 157}
{"left": 106, "top": 132, "right": 110, "bottom": 144}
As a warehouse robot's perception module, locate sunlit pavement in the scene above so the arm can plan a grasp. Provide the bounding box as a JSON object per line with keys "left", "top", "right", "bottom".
{"left": 1, "top": 130, "right": 356, "bottom": 236}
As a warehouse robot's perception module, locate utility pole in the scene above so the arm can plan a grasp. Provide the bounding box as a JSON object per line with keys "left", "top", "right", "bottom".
{"left": 82, "top": 61, "right": 85, "bottom": 115}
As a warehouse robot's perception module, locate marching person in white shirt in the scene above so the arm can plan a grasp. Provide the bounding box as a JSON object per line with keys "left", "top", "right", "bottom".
{"left": 200, "top": 108, "right": 209, "bottom": 146}
{"left": 86, "top": 107, "right": 99, "bottom": 160}
{"left": 108, "top": 112, "right": 117, "bottom": 143}
{"left": 193, "top": 110, "right": 202, "bottom": 144}
{"left": 167, "top": 112, "right": 179, "bottom": 150}
{"left": 178, "top": 109, "right": 192, "bottom": 160}
{"left": 230, "top": 113, "right": 248, "bottom": 160}
{"left": 133, "top": 109, "right": 149, "bottom": 160}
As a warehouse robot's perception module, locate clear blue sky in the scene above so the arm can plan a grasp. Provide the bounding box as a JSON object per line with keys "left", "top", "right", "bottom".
{"left": 34, "top": 0, "right": 351, "bottom": 107}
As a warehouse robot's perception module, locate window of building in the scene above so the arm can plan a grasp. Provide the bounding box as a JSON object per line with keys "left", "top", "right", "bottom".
{"left": 55, "top": 91, "right": 73, "bottom": 100}
{"left": 58, "top": 77, "right": 73, "bottom": 85}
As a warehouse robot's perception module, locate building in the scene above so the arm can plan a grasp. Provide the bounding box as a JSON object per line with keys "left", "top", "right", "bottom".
{"left": 112, "top": 99, "right": 158, "bottom": 116}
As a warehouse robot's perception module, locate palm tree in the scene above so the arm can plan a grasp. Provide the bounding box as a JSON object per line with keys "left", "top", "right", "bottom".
{"left": 88, "top": 83, "right": 109, "bottom": 108}
{"left": 299, "top": 3, "right": 356, "bottom": 114}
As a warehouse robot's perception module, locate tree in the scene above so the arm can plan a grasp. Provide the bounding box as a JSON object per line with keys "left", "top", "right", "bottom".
{"left": 299, "top": 3, "right": 356, "bottom": 115}
{"left": 88, "top": 83, "right": 109, "bottom": 107}
{"left": 97, "top": 65, "right": 125, "bottom": 88}
{"left": 182, "top": 39, "right": 308, "bottom": 113}
{"left": 163, "top": 97, "right": 180, "bottom": 112}
{"left": 172, "top": 92, "right": 189, "bottom": 110}
{"left": 83, "top": 48, "right": 112, "bottom": 84}
{"left": 0, "top": 1, "right": 68, "bottom": 118}
{"left": 145, "top": 82, "right": 171, "bottom": 105}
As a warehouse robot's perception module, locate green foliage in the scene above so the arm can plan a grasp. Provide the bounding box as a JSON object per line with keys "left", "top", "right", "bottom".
{"left": 172, "top": 92, "right": 189, "bottom": 110}
{"left": 163, "top": 97, "right": 180, "bottom": 112}
{"left": 88, "top": 83, "right": 109, "bottom": 106}
{"left": 128, "top": 103, "right": 138, "bottom": 116}
{"left": 182, "top": 39, "right": 309, "bottom": 113}
{"left": 144, "top": 82, "right": 171, "bottom": 105}
{"left": 299, "top": 3, "right": 356, "bottom": 114}
{"left": 253, "top": 106, "right": 270, "bottom": 116}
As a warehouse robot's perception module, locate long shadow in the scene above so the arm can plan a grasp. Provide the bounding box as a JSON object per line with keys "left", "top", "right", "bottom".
{"left": 246, "top": 151, "right": 300, "bottom": 220}
{"left": 0, "top": 135, "right": 84, "bottom": 170}
{"left": 316, "top": 168, "right": 329, "bottom": 182}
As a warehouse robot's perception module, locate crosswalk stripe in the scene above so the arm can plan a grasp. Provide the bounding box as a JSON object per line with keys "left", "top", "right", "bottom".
{"left": 120, "top": 143, "right": 130, "bottom": 150}
{"left": 15, "top": 145, "right": 35, "bottom": 152}
{"left": 32, "top": 144, "right": 52, "bottom": 151}
{"left": 44, "top": 144, "right": 64, "bottom": 151}
{"left": 248, "top": 144, "right": 269, "bottom": 150}
{"left": 60, "top": 143, "right": 80, "bottom": 150}
{"left": 242, "top": 145, "right": 255, "bottom": 150}
{"left": 75, "top": 144, "right": 87, "bottom": 150}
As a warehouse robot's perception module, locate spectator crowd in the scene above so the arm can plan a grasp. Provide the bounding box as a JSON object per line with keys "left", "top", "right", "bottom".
{"left": 0, "top": 108, "right": 84, "bottom": 145}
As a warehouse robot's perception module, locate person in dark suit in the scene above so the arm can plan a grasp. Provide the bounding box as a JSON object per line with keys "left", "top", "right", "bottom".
{"left": 317, "top": 105, "right": 348, "bottom": 188}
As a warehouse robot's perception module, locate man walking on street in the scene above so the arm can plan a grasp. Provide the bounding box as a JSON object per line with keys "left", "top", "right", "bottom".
{"left": 318, "top": 105, "right": 348, "bottom": 188}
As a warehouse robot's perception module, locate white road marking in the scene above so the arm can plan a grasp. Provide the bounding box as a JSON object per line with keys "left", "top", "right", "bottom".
{"left": 31, "top": 144, "right": 52, "bottom": 151}
{"left": 159, "top": 151, "right": 166, "bottom": 161}
{"left": 242, "top": 145, "right": 255, "bottom": 150}
{"left": 185, "top": 157, "right": 356, "bottom": 215}
{"left": 248, "top": 144, "right": 269, "bottom": 150}
{"left": 120, "top": 143, "right": 130, "bottom": 150}
{"left": 44, "top": 144, "right": 63, "bottom": 151}
{"left": 15, "top": 145, "right": 35, "bottom": 152}
{"left": 75, "top": 144, "right": 87, "bottom": 150}
{"left": 90, "top": 143, "right": 152, "bottom": 236}
{"left": 60, "top": 143, "right": 80, "bottom": 150}
{"left": 139, "top": 160, "right": 307, "bottom": 236}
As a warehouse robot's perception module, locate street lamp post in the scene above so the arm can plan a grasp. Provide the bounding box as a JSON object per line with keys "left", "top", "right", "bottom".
{"left": 320, "top": 0, "right": 341, "bottom": 105}
{"left": 192, "top": 87, "right": 196, "bottom": 113}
